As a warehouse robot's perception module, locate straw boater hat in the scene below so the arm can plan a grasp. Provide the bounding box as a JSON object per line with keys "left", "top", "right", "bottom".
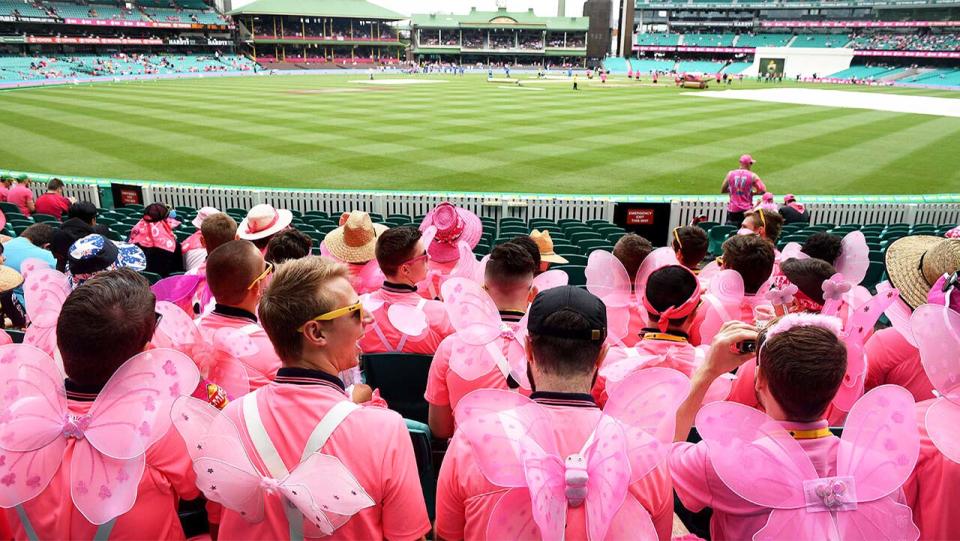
{"left": 238, "top": 204, "right": 293, "bottom": 241}
{"left": 530, "top": 229, "right": 568, "bottom": 264}
{"left": 886, "top": 236, "right": 960, "bottom": 309}
{"left": 324, "top": 211, "right": 388, "bottom": 264}
{"left": 0, "top": 266, "right": 23, "bottom": 294}
{"left": 418, "top": 202, "right": 482, "bottom": 263}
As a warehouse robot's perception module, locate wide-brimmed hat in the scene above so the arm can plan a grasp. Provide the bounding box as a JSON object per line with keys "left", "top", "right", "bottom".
{"left": 192, "top": 206, "right": 220, "bottom": 229}
{"left": 324, "top": 211, "right": 388, "bottom": 264}
{"left": 419, "top": 203, "right": 482, "bottom": 263}
{"left": 238, "top": 204, "right": 293, "bottom": 241}
{"left": 530, "top": 229, "right": 568, "bottom": 264}
{"left": 886, "top": 236, "right": 960, "bottom": 309}
{"left": 67, "top": 234, "right": 147, "bottom": 289}
{"left": 0, "top": 266, "right": 23, "bottom": 293}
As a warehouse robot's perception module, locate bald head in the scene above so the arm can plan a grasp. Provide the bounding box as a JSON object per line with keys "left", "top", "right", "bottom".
{"left": 206, "top": 240, "right": 265, "bottom": 305}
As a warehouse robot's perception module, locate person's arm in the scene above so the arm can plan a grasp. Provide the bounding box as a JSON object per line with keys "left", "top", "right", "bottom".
{"left": 429, "top": 403, "right": 455, "bottom": 440}
{"left": 26, "top": 195, "right": 35, "bottom": 213}
{"left": 752, "top": 177, "right": 767, "bottom": 195}
{"left": 720, "top": 178, "right": 730, "bottom": 194}
{"left": 675, "top": 321, "right": 758, "bottom": 442}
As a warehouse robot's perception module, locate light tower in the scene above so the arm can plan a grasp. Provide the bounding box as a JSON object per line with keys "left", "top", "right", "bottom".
{"left": 558, "top": 0, "right": 565, "bottom": 16}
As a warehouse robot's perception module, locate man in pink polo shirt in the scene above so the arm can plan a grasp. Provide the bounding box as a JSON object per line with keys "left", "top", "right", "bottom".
{"left": 425, "top": 242, "right": 536, "bottom": 439}
{"left": 196, "top": 240, "right": 281, "bottom": 390}
{"left": 3, "top": 269, "right": 200, "bottom": 539}
{"left": 215, "top": 256, "right": 430, "bottom": 540}
{"left": 435, "top": 286, "right": 675, "bottom": 540}
{"left": 721, "top": 154, "right": 766, "bottom": 226}
{"left": 360, "top": 226, "right": 453, "bottom": 354}
{"left": 670, "top": 318, "right": 914, "bottom": 540}
{"left": 7, "top": 175, "right": 35, "bottom": 216}
{"left": 34, "top": 178, "right": 74, "bottom": 220}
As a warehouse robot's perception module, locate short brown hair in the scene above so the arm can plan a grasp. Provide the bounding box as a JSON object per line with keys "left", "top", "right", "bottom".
{"left": 200, "top": 213, "right": 238, "bottom": 253}
{"left": 47, "top": 178, "right": 64, "bottom": 192}
{"left": 21, "top": 223, "right": 55, "bottom": 247}
{"left": 746, "top": 209, "right": 785, "bottom": 243}
{"left": 206, "top": 240, "right": 263, "bottom": 305}
{"left": 485, "top": 242, "right": 534, "bottom": 290}
{"left": 57, "top": 268, "right": 156, "bottom": 387}
{"left": 672, "top": 226, "right": 708, "bottom": 269}
{"left": 259, "top": 256, "right": 350, "bottom": 363}
{"left": 375, "top": 226, "right": 421, "bottom": 276}
{"left": 613, "top": 234, "right": 654, "bottom": 281}
{"left": 758, "top": 324, "right": 847, "bottom": 421}
{"left": 266, "top": 228, "right": 313, "bottom": 264}
{"left": 722, "top": 235, "right": 775, "bottom": 294}
{"left": 781, "top": 257, "right": 837, "bottom": 305}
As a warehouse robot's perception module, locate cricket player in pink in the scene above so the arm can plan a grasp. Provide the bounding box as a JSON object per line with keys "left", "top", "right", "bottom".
{"left": 0, "top": 269, "right": 202, "bottom": 540}
{"left": 358, "top": 225, "right": 453, "bottom": 355}
{"left": 189, "top": 256, "right": 430, "bottom": 540}
{"left": 436, "top": 286, "right": 685, "bottom": 541}
{"left": 424, "top": 242, "right": 536, "bottom": 438}
{"left": 670, "top": 317, "right": 920, "bottom": 541}
{"left": 195, "top": 240, "right": 282, "bottom": 390}
{"left": 721, "top": 154, "right": 766, "bottom": 226}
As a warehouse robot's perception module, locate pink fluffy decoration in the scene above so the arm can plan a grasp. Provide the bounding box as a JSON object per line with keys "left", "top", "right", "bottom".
{"left": 765, "top": 313, "right": 843, "bottom": 340}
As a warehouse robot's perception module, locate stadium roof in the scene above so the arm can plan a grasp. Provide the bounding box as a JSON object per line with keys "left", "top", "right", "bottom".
{"left": 228, "top": 0, "right": 406, "bottom": 20}
{"left": 410, "top": 7, "right": 588, "bottom": 31}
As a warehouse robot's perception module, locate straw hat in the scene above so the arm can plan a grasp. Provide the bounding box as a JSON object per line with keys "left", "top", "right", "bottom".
{"left": 324, "top": 211, "right": 388, "bottom": 264}
{"left": 238, "top": 204, "right": 293, "bottom": 241}
{"left": 0, "top": 266, "right": 23, "bottom": 294}
{"left": 530, "top": 229, "right": 568, "bottom": 264}
{"left": 886, "top": 236, "right": 960, "bottom": 309}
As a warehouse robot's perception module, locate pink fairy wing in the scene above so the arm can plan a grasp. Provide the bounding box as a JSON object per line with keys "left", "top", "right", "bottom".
{"left": 634, "top": 247, "right": 680, "bottom": 297}
{"left": 282, "top": 452, "right": 375, "bottom": 535}
{"left": 84, "top": 349, "right": 200, "bottom": 460}
{"left": 206, "top": 329, "right": 252, "bottom": 399}
{"left": 0, "top": 440, "right": 65, "bottom": 508}
{"left": 601, "top": 367, "right": 691, "bottom": 483}
{"left": 447, "top": 340, "right": 496, "bottom": 381}
{"left": 836, "top": 232, "right": 870, "bottom": 286}
{"left": 598, "top": 348, "right": 664, "bottom": 385}
{"left": 152, "top": 301, "right": 203, "bottom": 351}
{"left": 515, "top": 445, "right": 566, "bottom": 541}
{"left": 23, "top": 269, "right": 70, "bottom": 357}
{"left": 586, "top": 251, "right": 633, "bottom": 308}
{"left": 754, "top": 508, "right": 839, "bottom": 541}
{"left": 834, "top": 287, "right": 901, "bottom": 411}
{"left": 69, "top": 441, "right": 145, "bottom": 525}
{"left": 450, "top": 241, "right": 483, "bottom": 284}
{"left": 533, "top": 269, "right": 568, "bottom": 292}
{"left": 441, "top": 278, "right": 502, "bottom": 345}
{"left": 171, "top": 396, "right": 220, "bottom": 459}
{"left": 603, "top": 495, "right": 659, "bottom": 541}
{"left": 605, "top": 306, "right": 632, "bottom": 346}
{"left": 387, "top": 303, "right": 429, "bottom": 337}
{"left": 355, "top": 260, "right": 385, "bottom": 294}
{"left": 18, "top": 258, "right": 51, "bottom": 280}
{"left": 709, "top": 269, "right": 745, "bottom": 304}
{"left": 779, "top": 243, "right": 808, "bottom": 262}
{"left": 837, "top": 385, "right": 919, "bottom": 502}
{"left": 911, "top": 304, "right": 960, "bottom": 402}
{"left": 486, "top": 487, "right": 563, "bottom": 541}
{"left": 583, "top": 417, "right": 631, "bottom": 541}
{"left": 925, "top": 398, "right": 960, "bottom": 464}
{"left": 696, "top": 401, "right": 815, "bottom": 509}
{"left": 152, "top": 275, "right": 202, "bottom": 315}
{"left": 0, "top": 345, "right": 67, "bottom": 452}
{"left": 877, "top": 281, "right": 916, "bottom": 347}
{"left": 455, "top": 389, "right": 558, "bottom": 487}
{"left": 697, "top": 260, "right": 721, "bottom": 288}
{"left": 835, "top": 499, "right": 920, "bottom": 541}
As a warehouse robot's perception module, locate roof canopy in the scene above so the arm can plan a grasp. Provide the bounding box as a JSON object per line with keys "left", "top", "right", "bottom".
{"left": 411, "top": 7, "right": 588, "bottom": 31}
{"left": 229, "top": 0, "right": 406, "bottom": 20}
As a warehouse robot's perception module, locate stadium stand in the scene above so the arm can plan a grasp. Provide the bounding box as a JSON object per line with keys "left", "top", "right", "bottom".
{"left": 636, "top": 32, "right": 682, "bottom": 46}
{"left": 682, "top": 32, "right": 737, "bottom": 47}
{"left": 735, "top": 33, "right": 793, "bottom": 47}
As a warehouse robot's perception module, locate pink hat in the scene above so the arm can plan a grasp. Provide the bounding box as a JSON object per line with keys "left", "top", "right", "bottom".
{"left": 237, "top": 204, "right": 293, "bottom": 241}
{"left": 739, "top": 154, "right": 756, "bottom": 167}
{"left": 191, "top": 206, "right": 220, "bottom": 229}
{"left": 784, "top": 194, "right": 797, "bottom": 203}
{"left": 762, "top": 192, "right": 774, "bottom": 202}
{"left": 928, "top": 272, "right": 960, "bottom": 312}
{"left": 419, "top": 203, "right": 482, "bottom": 263}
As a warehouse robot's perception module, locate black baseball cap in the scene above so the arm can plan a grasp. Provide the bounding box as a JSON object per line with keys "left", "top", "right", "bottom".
{"left": 527, "top": 286, "right": 607, "bottom": 342}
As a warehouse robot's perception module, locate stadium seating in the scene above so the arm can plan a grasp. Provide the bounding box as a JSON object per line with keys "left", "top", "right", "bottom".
{"left": 791, "top": 34, "right": 849, "bottom": 48}
{"left": 682, "top": 33, "right": 737, "bottom": 47}
{"left": 736, "top": 33, "right": 793, "bottom": 47}
{"left": 827, "top": 65, "right": 906, "bottom": 80}
{"left": 0, "top": 0, "right": 49, "bottom": 18}
{"left": 0, "top": 54, "right": 256, "bottom": 83}
{"left": 636, "top": 33, "right": 682, "bottom": 46}
{"left": 362, "top": 353, "right": 433, "bottom": 424}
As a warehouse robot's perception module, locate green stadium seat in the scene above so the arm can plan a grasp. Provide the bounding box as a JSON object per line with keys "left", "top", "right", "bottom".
{"left": 557, "top": 254, "right": 588, "bottom": 266}
{"left": 529, "top": 219, "right": 558, "bottom": 229}
{"left": 367, "top": 213, "right": 384, "bottom": 223}
{"left": 174, "top": 230, "right": 192, "bottom": 243}
{"left": 553, "top": 244, "right": 578, "bottom": 255}
{"left": 579, "top": 240, "right": 612, "bottom": 253}
{"left": 362, "top": 353, "right": 432, "bottom": 424}
{"left": 9, "top": 219, "right": 34, "bottom": 229}
{"left": 0, "top": 202, "right": 20, "bottom": 215}
{"left": 105, "top": 229, "right": 124, "bottom": 242}
{"left": 473, "top": 243, "right": 490, "bottom": 256}
{"left": 697, "top": 221, "right": 719, "bottom": 234}
{"left": 174, "top": 206, "right": 196, "bottom": 215}
{"left": 882, "top": 230, "right": 909, "bottom": 242}
{"left": 707, "top": 225, "right": 736, "bottom": 256}
{"left": 594, "top": 225, "right": 625, "bottom": 236}
{"left": 405, "top": 419, "right": 436, "bottom": 520}
{"left": 387, "top": 214, "right": 412, "bottom": 224}
{"left": 140, "top": 271, "right": 162, "bottom": 285}
{"left": 32, "top": 213, "right": 59, "bottom": 224}
{"left": 781, "top": 234, "right": 809, "bottom": 244}
{"left": 499, "top": 227, "right": 530, "bottom": 237}
{"left": 862, "top": 261, "right": 885, "bottom": 291}
{"left": 304, "top": 210, "right": 328, "bottom": 218}
{"left": 5, "top": 329, "right": 24, "bottom": 344}
{"left": 552, "top": 264, "right": 586, "bottom": 286}
{"left": 288, "top": 209, "right": 303, "bottom": 219}
{"left": 96, "top": 217, "right": 117, "bottom": 226}
{"left": 558, "top": 219, "right": 584, "bottom": 226}
{"left": 815, "top": 223, "right": 836, "bottom": 230}
{"left": 226, "top": 207, "right": 248, "bottom": 216}
{"left": 606, "top": 232, "right": 624, "bottom": 244}
{"left": 569, "top": 231, "right": 602, "bottom": 244}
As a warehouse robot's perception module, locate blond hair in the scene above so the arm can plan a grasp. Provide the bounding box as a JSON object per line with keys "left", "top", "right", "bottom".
{"left": 258, "top": 256, "right": 350, "bottom": 363}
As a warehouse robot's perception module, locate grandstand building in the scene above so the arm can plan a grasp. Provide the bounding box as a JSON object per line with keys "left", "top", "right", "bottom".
{"left": 410, "top": 7, "right": 589, "bottom": 67}
{"left": 612, "top": 0, "right": 960, "bottom": 86}
{"left": 228, "top": 0, "right": 406, "bottom": 67}
{"left": 0, "top": 0, "right": 250, "bottom": 84}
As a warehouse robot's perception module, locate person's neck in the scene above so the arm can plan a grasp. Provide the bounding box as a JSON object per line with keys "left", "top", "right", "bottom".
{"left": 285, "top": 351, "right": 342, "bottom": 378}
{"left": 384, "top": 274, "right": 416, "bottom": 288}
{"left": 531, "top": 373, "right": 593, "bottom": 395}
{"left": 225, "top": 298, "right": 258, "bottom": 315}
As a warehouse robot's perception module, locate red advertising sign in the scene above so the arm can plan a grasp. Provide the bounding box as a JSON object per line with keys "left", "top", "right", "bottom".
{"left": 626, "top": 209, "right": 655, "bottom": 226}
{"left": 119, "top": 188, "right": 142, "bottom": 205}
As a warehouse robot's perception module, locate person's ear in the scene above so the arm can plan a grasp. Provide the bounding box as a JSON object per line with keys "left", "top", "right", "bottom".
{"left": 528, "top": 285, "right": 539, "bottom": 304}
{"left": 302, "top": 321, "right": 328, "bottom": 348}
{"left": 595, "top": 343, "right": 608, "bottom": 371}
{"left": 200, "top": 236, "right": 207, "bottom": 249}
{"left": 525, "top": 335, "right": 535, "bottom": 366}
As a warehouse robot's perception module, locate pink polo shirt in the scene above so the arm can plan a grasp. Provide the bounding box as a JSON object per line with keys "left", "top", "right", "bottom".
{"left": 690, "top": 294, "right": 763, "bottom": 346}
{"left": 424, "top": 312, "right": 530, "bottom": 414}
{"left": 4, "top": 396, "right": 199, "bottom": 540}
{"left": 865, "top": 327, "right": 934, "bottom": 403}
{"left": 621, "top": 304, "right": 646, "bottom": 347}
{"left": 218, "top": 368, "right": 431, "bottom": 541}
{"left": 7, "top": 184, "right": 34, "bottom": 216}
{"left": 725, "top": 169, "right": 765, "bottom": 212}
{"left": 671, "top": 420, "right": 910, "bottom": 541}
{"left": 0, "top": 184, "right": 9, "bottom": 202}
{"left": 904, "top": 399, "right": 960, "bottom": 541}
{"left": 358, "top": 282, "right": 454, "bottom": 355}
{"left": 196, "top": 306, "right": 281, "bottom": 390}
{"left": 435, "top": 393, "right": 674, "bottom": 541}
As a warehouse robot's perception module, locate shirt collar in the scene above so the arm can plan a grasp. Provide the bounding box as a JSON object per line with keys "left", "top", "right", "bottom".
{"left": 529, "top": 391, "right": 597, "bottom": 409}
{"left": 213, "top": 304, "right": 258, "bottom": 323}
{"left": 274, "top": 366, "right": 345, "bottom": 392}
{"left": 64, "top": 379, "right": 104, "bottom": 402}
{"left": 499, "top": 310, "right": 525, "bottom": 323}
{"left": 382, "top": 281, "right": 418, "bottom": 293}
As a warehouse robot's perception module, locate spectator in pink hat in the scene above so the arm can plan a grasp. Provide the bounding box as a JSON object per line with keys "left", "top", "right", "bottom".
{"left": 236, "top": 203, "right": 293, "bottom": 253}
{"left": 721, "top": 154, "right": 766, "bottom": 226}
{"left": 779, "top": 194, "right": 810, "bottom": 224}
{"left": 418, "top": 202, "right": 482, "bottom": 298}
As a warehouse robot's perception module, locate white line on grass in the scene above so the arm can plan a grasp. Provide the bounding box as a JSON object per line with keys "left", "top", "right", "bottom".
{"left": 688, "top": 88, "right": 960, "bottom": 118}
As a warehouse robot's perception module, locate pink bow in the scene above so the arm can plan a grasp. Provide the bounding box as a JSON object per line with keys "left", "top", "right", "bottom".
{"left": 765, "top": 284, "right": 799, "bottom": 306}
{"left": 822, "top": 274, "right": 852, "bottom": 302}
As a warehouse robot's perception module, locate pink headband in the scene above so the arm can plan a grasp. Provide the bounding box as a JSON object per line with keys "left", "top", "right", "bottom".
{"left": 642, "top": 268, "right": 702, "bottom": 332}
{"left": 765, "top": 313, "right": 843, "bottom": 340}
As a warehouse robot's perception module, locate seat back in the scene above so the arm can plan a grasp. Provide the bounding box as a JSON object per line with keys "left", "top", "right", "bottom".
{"left": 405, "top": 419, "right": 436, "bottom": 520}
{"left": 362, "top": 353, "right": 433, "bottom": 424}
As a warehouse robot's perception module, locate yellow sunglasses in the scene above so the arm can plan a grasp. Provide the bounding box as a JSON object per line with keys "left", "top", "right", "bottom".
{"left": 298, "top": 301, "right": 364, "bottom": 332}
{"left": 672, "top": 227, "right": 683, "bottom": 249}
{"left": 247, "top": 262, "right": 274, "bottom": 291}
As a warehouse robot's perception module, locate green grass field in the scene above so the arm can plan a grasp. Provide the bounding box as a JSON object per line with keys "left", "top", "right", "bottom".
{"left": 1, "top": 73, "right": 959, "bottom": 195}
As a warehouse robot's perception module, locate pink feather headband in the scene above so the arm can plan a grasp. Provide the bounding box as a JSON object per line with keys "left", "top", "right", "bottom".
{"left": 764, "top": 313, "right": 843, "bottom": 341}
